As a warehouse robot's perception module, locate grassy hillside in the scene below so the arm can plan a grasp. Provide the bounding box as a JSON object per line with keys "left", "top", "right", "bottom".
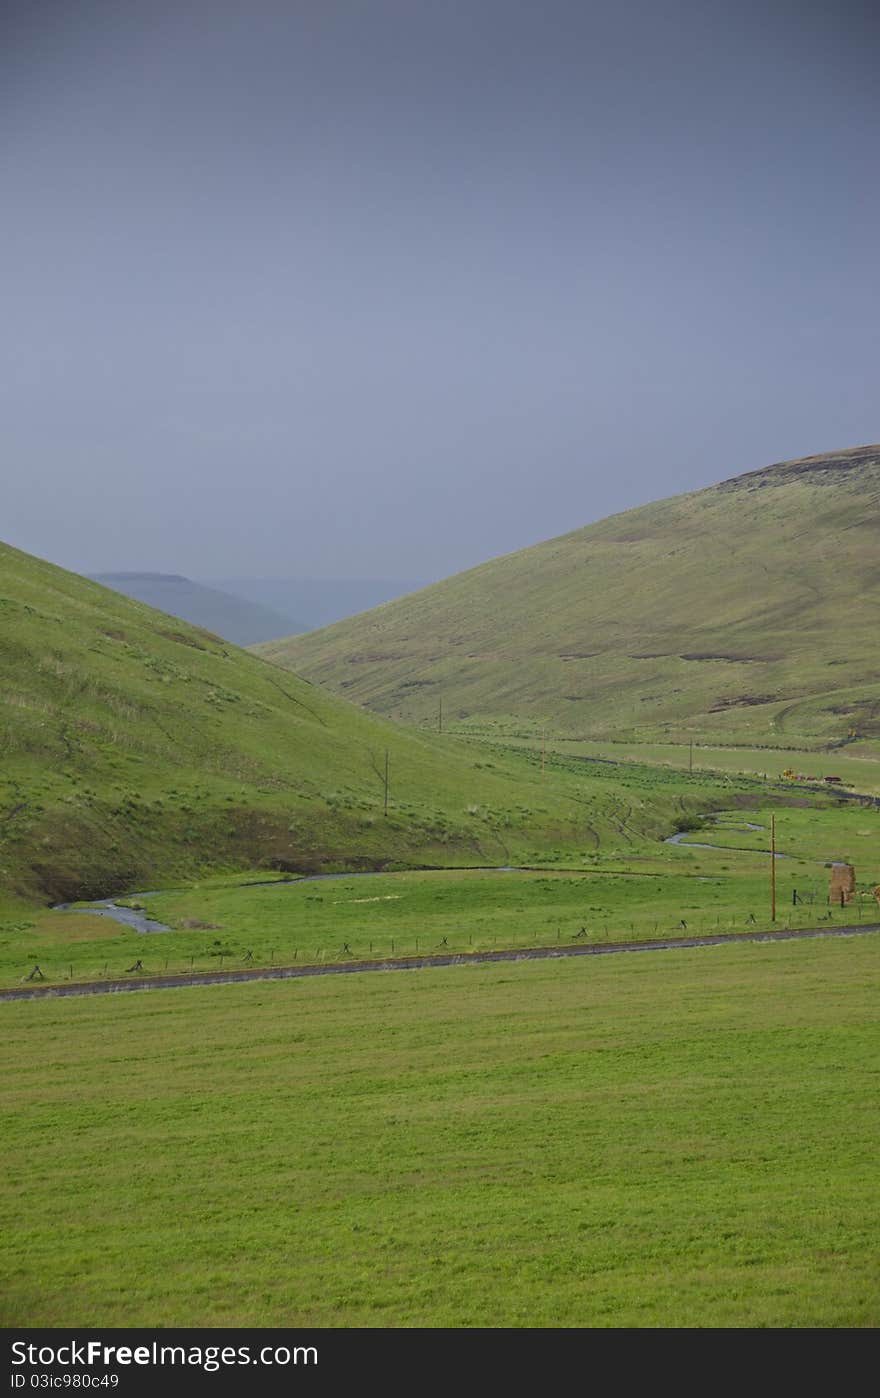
{"left": 91, "top": 572, "right": 303, "bottom": 646}
{"left": 258, "top": 445, "right": 880, "bottom": 748}
{"left": 0, "top": 541, "right": 730, "bottom": 909}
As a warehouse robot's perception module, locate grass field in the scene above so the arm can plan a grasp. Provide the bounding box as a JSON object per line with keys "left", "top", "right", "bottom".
{"left": 7, "top": 801, "right": 878, "bottom": 989}
{"left": 519, "top": 737, "right": 880, "bottom": 795}
{"left": 260, "top": 445, "right": 880, "bottom": 748}
{"left": 2, "top": 935, "right": 878, "bottom": 1327}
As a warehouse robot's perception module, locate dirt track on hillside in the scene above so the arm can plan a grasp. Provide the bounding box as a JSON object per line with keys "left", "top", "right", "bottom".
{"left": 2, "top": 923, "right": 878, "bottom": 1003}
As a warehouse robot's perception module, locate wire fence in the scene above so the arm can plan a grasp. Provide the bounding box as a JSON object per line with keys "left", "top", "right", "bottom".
{"left": 12, "top": 895, "right": 879, "bottom": 985}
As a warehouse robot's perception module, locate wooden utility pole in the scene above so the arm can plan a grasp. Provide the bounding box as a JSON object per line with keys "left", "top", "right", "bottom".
{"left": 384, "top": 749, "right": 389, "bottom": 816}
{"left": 770, "top": 813, "right": 776, "bottom": 922}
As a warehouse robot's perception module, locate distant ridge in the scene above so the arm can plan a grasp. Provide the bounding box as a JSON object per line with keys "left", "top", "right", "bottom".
{"left": 206, "top": 576, "right": 429, "bottom": 631}
{"left": 717, "top": 443, "right": 880, "bottom": 489}
{"left": 257, "top": 444, "right": 880, "bottom": 747}
{"left": 90, "top": 572, "right": 302, "bottom": 646}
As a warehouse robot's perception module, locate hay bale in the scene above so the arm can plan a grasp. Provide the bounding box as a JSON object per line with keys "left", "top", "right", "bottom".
{"left": 830, "top": 864, "right": 856, "bottom": 904}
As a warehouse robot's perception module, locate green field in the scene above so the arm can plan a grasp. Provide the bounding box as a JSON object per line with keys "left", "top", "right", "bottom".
{"left": 7, "top": 800, "right": 878, "bottom": 989}
{"left": 260, "top": 445, "right": 880, "bottom": 748}
{"left": 2, "top": 935, "right": 878, "bottom": 1327}
{"left": 523, "top": 737, "right": 880, "bottom": 795}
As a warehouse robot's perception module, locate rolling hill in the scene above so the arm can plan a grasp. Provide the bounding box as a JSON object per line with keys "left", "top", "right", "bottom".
{"left": 90, "top": 572, "right": 303, "bottom": 646}
{"left": 0, "top": 541, "right": 716, "bottom": 909}
{"left": 258, "top": 445, "right": 880, "bottom": 749}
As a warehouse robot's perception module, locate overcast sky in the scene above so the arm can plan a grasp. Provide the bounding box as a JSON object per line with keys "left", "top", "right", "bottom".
{"left": 2, "top": 0, "right": 878, "bottom": 580}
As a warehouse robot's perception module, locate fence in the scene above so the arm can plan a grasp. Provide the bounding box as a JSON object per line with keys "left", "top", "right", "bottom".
{"left": 13, "top": 896, "right": 879, "bottom": 986}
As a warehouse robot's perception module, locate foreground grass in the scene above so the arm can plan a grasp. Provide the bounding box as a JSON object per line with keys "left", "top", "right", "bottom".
{"left": 1, "top": 936, "right": 878, "bottom": 1327}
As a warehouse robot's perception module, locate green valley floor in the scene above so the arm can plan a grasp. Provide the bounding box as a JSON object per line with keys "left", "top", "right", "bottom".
{"left": 8, "top": 799, "right": 879, "bottom": 989}
{"left": 2, "top": 934, "right": 878, "bottom": 1327}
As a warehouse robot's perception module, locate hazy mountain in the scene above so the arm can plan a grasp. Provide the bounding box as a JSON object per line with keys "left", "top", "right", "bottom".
{"left": 203, "top": 577, "right": 428, "bottom": 632}
{"left": 89, "top": 573, "right": 302, "bottom": 646}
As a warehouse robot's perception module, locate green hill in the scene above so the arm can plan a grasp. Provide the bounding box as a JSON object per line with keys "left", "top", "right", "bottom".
{"left": 90, "top": 572, "right": 303, "bottom": 646}
{"left": 0, "top": 540, "right": 719, "bottom": 909}
{"left": 258, "top": 445, "right": 880, "bottom": 749}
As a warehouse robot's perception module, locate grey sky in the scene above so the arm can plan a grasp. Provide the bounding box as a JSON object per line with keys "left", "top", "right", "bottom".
{"left": 3, "top": 0, "right": 878, "bottom": 580}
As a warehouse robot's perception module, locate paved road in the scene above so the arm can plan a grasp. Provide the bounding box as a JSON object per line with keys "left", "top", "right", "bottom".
{"left": 2, "top": 922, "right": 878, "bottom": 1003}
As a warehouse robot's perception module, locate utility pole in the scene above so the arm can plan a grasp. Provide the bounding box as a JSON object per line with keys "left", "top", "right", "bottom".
{"left": 770, "top": 813, "right": 776, "bottom": 922}
{"left": 384, "top": 749, "right": 389, "bottom": 816}
{"left": 541, "top": 728, "right": 546, "bottom": 784}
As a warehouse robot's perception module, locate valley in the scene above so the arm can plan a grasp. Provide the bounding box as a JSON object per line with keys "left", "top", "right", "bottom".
{"left": 3, "top": 446, "right": 880, "bottom": 1331}
{"left": 3, "top": 795, "right": 879, "bottom": 994}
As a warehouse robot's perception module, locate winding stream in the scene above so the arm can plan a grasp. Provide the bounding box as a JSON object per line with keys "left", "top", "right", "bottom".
{"left": 53, "top": 869, "right": 524, "bottom": 934}
{"left": 55, "top": 817, "right": 851, "bottom": 935}
{"left": 53, "top": 897, "right": 172, "bottom": 934}
{"left": 663, "top": 820, "right": 790, "bottom": 856}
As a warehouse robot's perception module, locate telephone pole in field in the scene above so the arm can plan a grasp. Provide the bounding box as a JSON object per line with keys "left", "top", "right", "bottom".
{"left": 770, "top": 814, "right": 776, "bottom": 922}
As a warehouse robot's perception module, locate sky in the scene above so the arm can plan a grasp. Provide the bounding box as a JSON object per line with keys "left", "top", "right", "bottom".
{"left": 2, "top": 0, "right": 878, "bottom": 581}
